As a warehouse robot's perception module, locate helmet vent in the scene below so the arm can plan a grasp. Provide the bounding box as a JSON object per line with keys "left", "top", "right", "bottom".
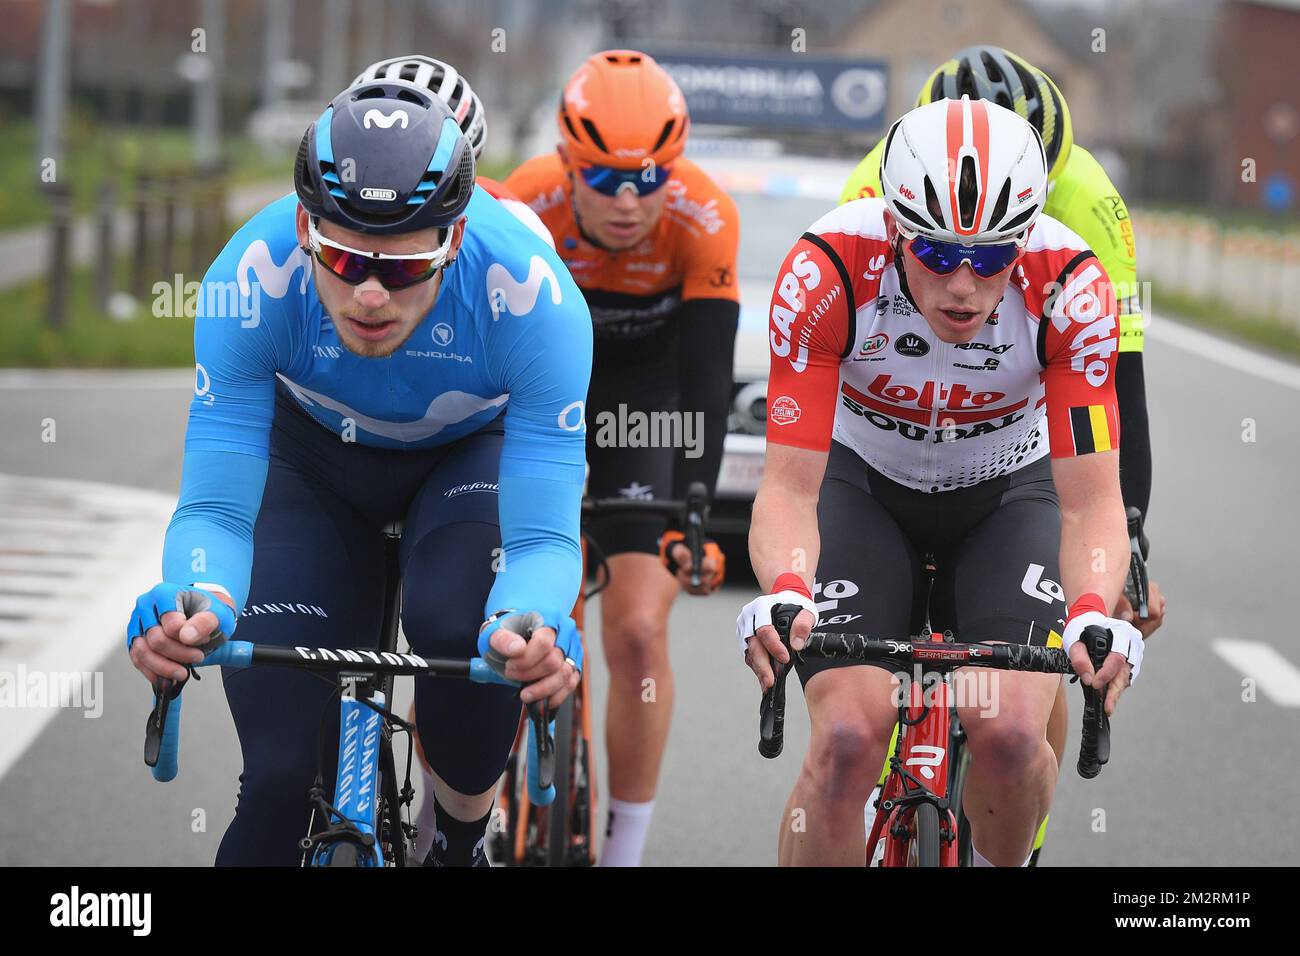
{"left": 987, "top": 177, "right": 1011, "bottom": 230}
{"left": 651, "top": 119, "right": 676, "bottom": 154}
{"left": 923, "top": 175, "right": 947, "bottom": 230}
{"left": 294, "top": 132, "right": 315, "bottom": 198}
{"left": 892, "top": 200, "right": 934, "bottom": 231}
{"left": 957, "top": 155, "right": 978, "bottom": 230}
{"left": 581, "top": 118, "right": 609, "bottom": 154}
{"left": 1002, "top": 204, "right": 1038, "bottom": 234}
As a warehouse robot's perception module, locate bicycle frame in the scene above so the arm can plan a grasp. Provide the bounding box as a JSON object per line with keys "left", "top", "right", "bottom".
{"left": 867, "top": 638, "right": 959, "bottom": 867}
{"left": 312, "top": 684, "right": 388, "bottom": 866}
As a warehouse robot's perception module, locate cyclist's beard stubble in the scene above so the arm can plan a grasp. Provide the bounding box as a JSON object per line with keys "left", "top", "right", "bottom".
{"left": 315, "top": 264, "right": 441, "bottom": 359}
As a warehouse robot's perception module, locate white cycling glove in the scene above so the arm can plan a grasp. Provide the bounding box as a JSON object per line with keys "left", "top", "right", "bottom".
{"left": 1062, "top": 594, "right": 1144, "bottom": 682}
{"left": 736, "top": 575, "right": 819, "bottom": 655}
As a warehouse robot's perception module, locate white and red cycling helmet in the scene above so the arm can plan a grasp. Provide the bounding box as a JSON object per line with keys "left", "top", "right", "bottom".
{"left": 880, "top": 95, "right": 1047, "bottom": 245}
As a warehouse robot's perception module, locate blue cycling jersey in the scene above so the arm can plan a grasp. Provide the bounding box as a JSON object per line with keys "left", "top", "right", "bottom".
{"left": 162, "top": 186, "right": 593, "bottom": 625}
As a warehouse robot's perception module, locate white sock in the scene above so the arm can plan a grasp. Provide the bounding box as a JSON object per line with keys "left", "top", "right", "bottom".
{"left": 598, "top": 798, "right": 655, "bottom": 867}
{"left": 971, "top": 843, "right": 1034, "bottom": 867}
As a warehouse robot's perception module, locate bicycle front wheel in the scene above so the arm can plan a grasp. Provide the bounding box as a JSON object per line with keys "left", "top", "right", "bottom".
{"left": 912, "top": 802, "right": 942, "bottom": 868}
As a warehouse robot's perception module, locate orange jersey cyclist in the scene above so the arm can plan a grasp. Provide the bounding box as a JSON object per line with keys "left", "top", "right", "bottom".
{"left": 506, "top": 50, "right": 740, "bottom": 866}
{"left": 736, "top": 97, "right": 1144, "bottom": 866}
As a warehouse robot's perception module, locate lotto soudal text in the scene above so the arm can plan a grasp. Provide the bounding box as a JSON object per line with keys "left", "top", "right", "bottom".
{"left": 49, "top": 886, "right": 151, "bottom": 936}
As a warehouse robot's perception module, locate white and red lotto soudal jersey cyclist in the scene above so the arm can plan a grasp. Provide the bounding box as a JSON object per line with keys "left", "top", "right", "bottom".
{"left": 765, "top": 199, "right": 1121, "bottom": 492}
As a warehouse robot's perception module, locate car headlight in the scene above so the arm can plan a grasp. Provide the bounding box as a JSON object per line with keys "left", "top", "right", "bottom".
{"left": 730, "top": 380, "right": 768, "bottom": 436}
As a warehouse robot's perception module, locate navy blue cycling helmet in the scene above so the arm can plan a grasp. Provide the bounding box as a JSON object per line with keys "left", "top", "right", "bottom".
{"left": 294, "top": 79, "right": 476, "bottom": 235}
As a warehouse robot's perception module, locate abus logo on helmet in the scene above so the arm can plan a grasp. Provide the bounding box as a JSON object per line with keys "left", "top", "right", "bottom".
{"left": 362, "top": 108, "right": 409, "bottom": 129}
{"left": 359, "top": 187, "right": 397, "bottom": 202}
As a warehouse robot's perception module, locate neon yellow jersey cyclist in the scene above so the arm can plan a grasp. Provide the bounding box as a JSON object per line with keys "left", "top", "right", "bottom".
{"left": 840, "top": 51, "right": 1142, "bottom": 353}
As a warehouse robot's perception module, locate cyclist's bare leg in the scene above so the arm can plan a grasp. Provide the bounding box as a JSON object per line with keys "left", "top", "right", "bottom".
{"left": 781, "top": 666, "right": 898, "bottom": 866}
{"left": 956, "top": 668, "right": 1058, "bottom": 866}
{"left": 599, "top": 553, "right": 681, "bottom": 802}
{"left": 1047, "top": 678, "right": 1067, "bottom": 767}
{"left": 428, "top": 769, "right": 498, "bottom": 822}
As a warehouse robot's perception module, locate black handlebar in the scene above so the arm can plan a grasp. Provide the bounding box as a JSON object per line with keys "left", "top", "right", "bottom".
{"left": 1076, "top": 624, "right": 1114, "bottom": 779}
{"left": 758, "top": 606, "right": 1116, "bottom": 779}
{"left": 581, "top": 482, "right": 712, "bottom": 593}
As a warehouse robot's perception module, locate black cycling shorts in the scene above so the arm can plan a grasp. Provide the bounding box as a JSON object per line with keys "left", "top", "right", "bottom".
{"left": 797, "top": 441, "right": 1068, "bottom": 686}
{"left": 216, "top": 385, "right": 521, "bottom": 866}
{"left": 583, "top": 330, "right": 680, "bottom": 557}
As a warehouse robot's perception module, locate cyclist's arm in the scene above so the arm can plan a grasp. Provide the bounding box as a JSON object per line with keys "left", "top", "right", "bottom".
{"left": 484, "top": 254, "right": 593, "bottom": 625}
{"left": 161, "top": 221, "right": 303, "bottom": 613}
{"left": 1050, "top": 147, "right": 1152, "bottom": 518}
{"left": 672, "top": 192, "right": 741, "bottom": 501}
{"left": 751, "top": 235, "right": 850, "bottom": 590}
{"left": 1040, "top": 252, "right": 1128, "bottom": 609}
{"left": 1115, "top": 351, "right": 1151, "bottom": 519}
{"left": 672, "top": 299, "right": 739, "bottom": 499}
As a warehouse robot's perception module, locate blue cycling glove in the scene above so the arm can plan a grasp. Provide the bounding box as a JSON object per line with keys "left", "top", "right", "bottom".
{"left": 477, "top": 610, "right": 583, "bottom": 678}
{"left": 127, "top": 583, "right": 237, "bottom": 653}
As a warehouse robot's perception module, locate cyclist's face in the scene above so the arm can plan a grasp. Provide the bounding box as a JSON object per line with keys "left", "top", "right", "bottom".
{"left": 564, "top": 150, "right": 671, "bottom": 251}
{"left": 885, "top": 212, "right": 1015, "bottom": 345}
{"left": 297, "top": 206, "right": 463, "bottom": 358}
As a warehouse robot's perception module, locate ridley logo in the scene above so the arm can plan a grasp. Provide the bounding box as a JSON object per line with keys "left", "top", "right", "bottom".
{"left": 769, "top": 395, "right": 802, "bottom": 425}
{"left": 362, "top": 108, "right": 409, "bottom": 129}
{"left": 359, "top": 187, "right": 397, "bottom": 201}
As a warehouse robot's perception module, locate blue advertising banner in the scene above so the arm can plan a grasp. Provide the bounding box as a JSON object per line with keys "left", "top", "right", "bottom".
{"left": 645, "top": 49, "right": 889, "bottom": 132}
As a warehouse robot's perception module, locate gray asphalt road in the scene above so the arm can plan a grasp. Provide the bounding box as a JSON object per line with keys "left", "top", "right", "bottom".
{"left": 1, "top": 319, "right": 1297, "bottom": 866}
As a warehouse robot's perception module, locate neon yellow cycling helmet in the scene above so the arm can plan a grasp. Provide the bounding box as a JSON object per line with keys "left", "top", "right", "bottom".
{"left": 916, "top": 45, "right": 1073, "bottom": 182}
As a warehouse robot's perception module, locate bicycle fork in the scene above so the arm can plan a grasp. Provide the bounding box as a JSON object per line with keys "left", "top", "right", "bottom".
{"left": 873, "top": 673, "right": 959, "bottom": 867}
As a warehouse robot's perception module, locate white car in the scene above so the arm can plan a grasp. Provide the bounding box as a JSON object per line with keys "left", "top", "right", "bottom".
{"left": 692, "top": 153, "right": 859, "bottom": 545}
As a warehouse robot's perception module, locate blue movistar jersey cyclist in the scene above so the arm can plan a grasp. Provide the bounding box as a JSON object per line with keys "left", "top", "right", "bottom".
{"left": 164, "top": 185, "right": 592, "bottom": 625}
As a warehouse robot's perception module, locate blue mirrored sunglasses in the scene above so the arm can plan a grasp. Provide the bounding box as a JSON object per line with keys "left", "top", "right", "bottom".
{"left": 578, "top": 163, "right": 672, "bottom": 197}
{"left": 906, "top": 234, "right": 1022, "bottom": 279}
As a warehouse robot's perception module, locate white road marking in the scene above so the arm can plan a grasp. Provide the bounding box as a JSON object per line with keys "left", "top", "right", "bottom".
{"left": 1211, "top": 639, "right": 1300, "bottom": 706}
{"left": 0, "top": 369, "right": 194, "bottom": 390}
{"left": 0, "top": 473, "right": 173, "bottom": 780}
{"left": 1147, "top": 315, "right": 1300, "bottom": 392}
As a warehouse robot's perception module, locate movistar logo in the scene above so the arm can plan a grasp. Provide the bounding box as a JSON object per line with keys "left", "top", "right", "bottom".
{"left": 363, "top": 108, "right": 409, "bottom": 129}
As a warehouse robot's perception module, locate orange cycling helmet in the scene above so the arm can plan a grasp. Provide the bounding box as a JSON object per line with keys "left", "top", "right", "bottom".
{"left": 557, "top": 50, "right": 690, "bottom": 170}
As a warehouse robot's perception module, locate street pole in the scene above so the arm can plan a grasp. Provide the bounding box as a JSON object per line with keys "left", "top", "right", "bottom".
{"left": 194, "top": 0, "right": 225, "bottom": 171}
{"left": 36, "top": 0, "right": 71, "bottom": 184}
{"left": 261, "top": 0, "right": 294, "bottom": 111}
{"left": 319, "top": 0, "right": 350, "bottom": 98}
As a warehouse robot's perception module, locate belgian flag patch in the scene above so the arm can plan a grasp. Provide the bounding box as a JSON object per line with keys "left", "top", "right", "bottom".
{"left": 1068, "top": 404, "right": 1117, "bottom": 454}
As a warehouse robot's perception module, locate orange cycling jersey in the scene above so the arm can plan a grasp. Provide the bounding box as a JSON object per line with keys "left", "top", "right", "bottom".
{"left": 504, "top": 155, "right": 739, "bottom": 340}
